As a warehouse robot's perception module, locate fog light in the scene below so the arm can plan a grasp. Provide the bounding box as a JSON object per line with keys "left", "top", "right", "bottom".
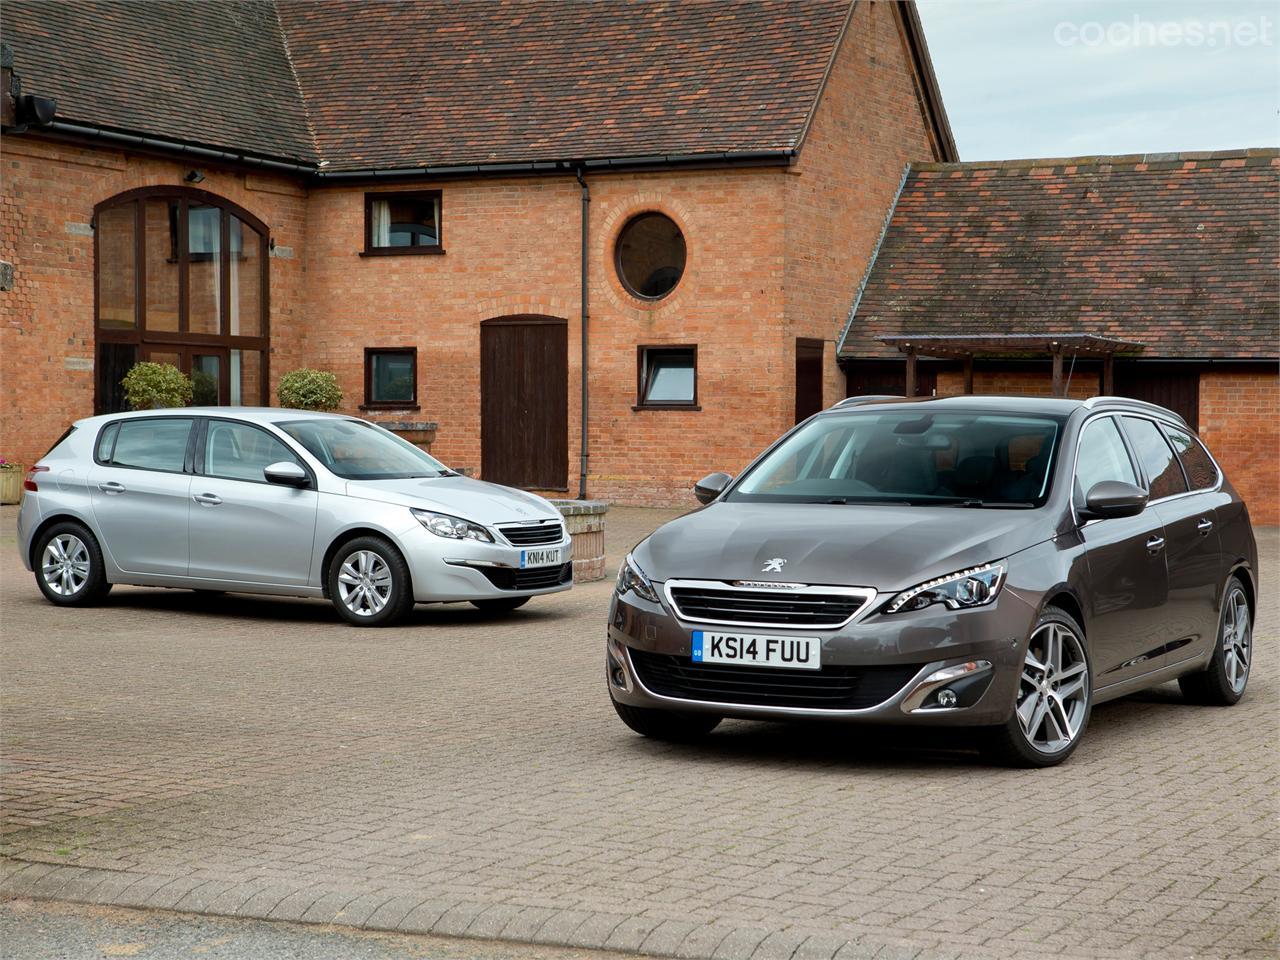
{"left": 936, "top": 688, "right": 958, "bottom": 708}
{"left": 611, "top": 668, "right": 626, "bottom": 688}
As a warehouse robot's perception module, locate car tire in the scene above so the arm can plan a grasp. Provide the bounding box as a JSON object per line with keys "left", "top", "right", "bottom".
{"left": 33, "top": 521, "right": 112, "bottom": 607}
{"left": 1179, "top": 576, "right": 1251, "bottom": 706}
{"left": 980, "top": 606, "right": 1092, "bottom": 768}
{"left": 612, "top": 698, "right": 721, "bottom": 742}
{"left": 327, "top": 536, "right": 414, "bottom": 627}
{"left": 469, "top": 597, "right": 530, "bottom": 614}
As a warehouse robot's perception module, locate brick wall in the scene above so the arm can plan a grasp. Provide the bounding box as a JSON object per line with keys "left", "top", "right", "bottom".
{"left": 0, "top": 138, "right": 307, "bottom": 470}
{"left": 1200, "top": 369, "right": 1279, "bottom": 525}
{"left": 935, "top": 369, "right": 1100, "bottom": 400}
{"left": 785, "top": 0, "right": 941, "bottom": 430}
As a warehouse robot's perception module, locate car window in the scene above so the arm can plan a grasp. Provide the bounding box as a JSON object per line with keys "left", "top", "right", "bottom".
{"left": 277, "top": 418, "right": 450, "bottom": 480}
{"left": 95, "top": 423, "right": 118, "bottom": 462}
{"left": 728, "top": 411, "right": 1062, "bottom": 506}
{"left": 109, "top": 418, "right": 193, "bottom": 473}
{"left": 1163, "top": 425, "right": 1218, "bottom": 491}
{"left": 1074, "top": 417, "right": 1137, "bottom": 504}
{"left": 204, "top": 420, "right": 301, "bottom": 483}
{"left": 1122, "top": 416, "right": 1188, "bottom": 500}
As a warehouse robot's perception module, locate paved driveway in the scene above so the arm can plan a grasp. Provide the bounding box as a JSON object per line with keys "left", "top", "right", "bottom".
{"left": 1, "top": 507, "right": 1276, "bottom": 960}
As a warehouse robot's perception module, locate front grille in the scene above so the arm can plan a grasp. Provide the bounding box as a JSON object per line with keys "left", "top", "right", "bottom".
{"left": 630, "top": 650, "right": 922, "bottom": 710}
{"left": 667, "top": 583, "right": 872, "bottom": 628}
{"left": 476, "top": 562, "right": 573, "bottom": 591}
{"left": 498, "top": 522, "right": 565, "bottom": 546}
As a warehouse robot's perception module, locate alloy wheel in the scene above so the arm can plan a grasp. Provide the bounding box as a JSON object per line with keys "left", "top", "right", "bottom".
{"left": 41, "top": 534, "right": 91, "bottom": 597}
{"left": 1222, "top": 586, "right": 1251, "bottom": 695}
{"left": 336, "top": 550, "right": 393, "bottom": 617}
{"left": 1017, "top": 621, "right": 1089, "bottom": 755}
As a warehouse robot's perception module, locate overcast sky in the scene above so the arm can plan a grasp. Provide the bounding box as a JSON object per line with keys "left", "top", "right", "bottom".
{"left": 915, "top": 0, "right": 1279, "bottom": 160}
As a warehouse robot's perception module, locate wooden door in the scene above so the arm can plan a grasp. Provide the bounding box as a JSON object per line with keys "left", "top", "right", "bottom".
{"left": 794, "top": 338, "right": 825, "bottom": 423}
{"left": 1115, "top": 364, "right": 1200, "bottom": 430}
{"left": 480, "top": 317, "right": 568, "bottom": 489}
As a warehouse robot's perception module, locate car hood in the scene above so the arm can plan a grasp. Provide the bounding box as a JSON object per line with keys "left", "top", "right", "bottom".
{"left": 343, "top": 475, "right": 560, "bottom": 524}
{"left": 633, "top": 501, "right": 1052, "bottom": 592}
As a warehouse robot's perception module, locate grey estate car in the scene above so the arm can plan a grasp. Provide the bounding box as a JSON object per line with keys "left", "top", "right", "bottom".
{"left": 19, "top": 408, "right": 572, "bottom": 626}
{"left": 607, "top": 395, "right": 1257, "bottom": 767}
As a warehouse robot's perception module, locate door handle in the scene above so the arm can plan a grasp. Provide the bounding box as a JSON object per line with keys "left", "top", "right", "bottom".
{"left": 1197, "top": 518, "right": 1214, "bottom": 535}
{"left": 193, "top": 493, "right": 222, "bottom": 506}
{"left": 98, "top": 481, "right": 125, "bottom": 494}
{"left": 1146, "top": 535, "right": 1166, "bottom": 553}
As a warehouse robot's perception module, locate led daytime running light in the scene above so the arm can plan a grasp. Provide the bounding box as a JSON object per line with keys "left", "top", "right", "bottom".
{"left": 886, "top": 561, "right": 1006, "bottom": 614}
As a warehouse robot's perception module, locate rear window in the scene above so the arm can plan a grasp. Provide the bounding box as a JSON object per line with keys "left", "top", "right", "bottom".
{"left": 1122, "top": 416, "right": 1188, "bottom": 500}
{"left": 107, "top": 418, "right": 194, "bottom": 473}
{"left": 43, "top": 426, "right": 77, "bottom": 458}
{"left": 1164, "top": 425, "right": 1218, "bottom": 491}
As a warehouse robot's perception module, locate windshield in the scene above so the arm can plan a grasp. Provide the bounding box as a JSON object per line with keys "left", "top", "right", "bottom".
{"left": 729, "top": 411, "right": 1062, "bottom": 506}
{"left": 277, "top": 419, "right": 451, "bottom": 480}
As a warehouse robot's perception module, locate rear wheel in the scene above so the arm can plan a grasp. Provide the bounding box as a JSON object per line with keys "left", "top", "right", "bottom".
{"left": 469, "top": 597, "right": 530, "bottom": 614}
{"left": 981, "top": 607, "right": 1091, "bottom": 768}
{"left": 612, "top": 699, "right": 721, "bottom": 742}
{"left": 327, "top": 537, "right": 414, "bottom": 627}
{"left": 34, "top": 522, "right": 111, "bottom": 607}
{"left": 1179, "top": 577, "right": 1251, "bottom": 706}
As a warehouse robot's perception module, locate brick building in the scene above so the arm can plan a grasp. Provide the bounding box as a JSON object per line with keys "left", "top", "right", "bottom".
{"left": 1, "top": 1, "right": 1275, "bottom": 517}
{"left": 839, "top": 153, "right": 1280, "bottom": 522}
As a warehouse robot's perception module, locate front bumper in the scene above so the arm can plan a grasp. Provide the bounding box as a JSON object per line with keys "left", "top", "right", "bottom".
{"left": 398, "top": 524, "right": 573, "bottom": 602}
{"left": 606, "top": 584, "right": 1037, "bottom": 726}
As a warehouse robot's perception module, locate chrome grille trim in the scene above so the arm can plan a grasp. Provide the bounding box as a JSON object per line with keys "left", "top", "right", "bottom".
{"left": 662, "top": 579, "right": 878, "bottom": 629}
{"left": 497, "top": 521, "right": 565, "bottom": 547}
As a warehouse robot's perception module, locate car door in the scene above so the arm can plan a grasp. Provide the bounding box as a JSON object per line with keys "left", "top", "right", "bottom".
{"left": 88, "top": 416, "right": 194, "bottom": 577}
{"left": 187, "top": 418, "right": 319, "bottom": 586}
{"left": 1073, "top": 415, "right": 1171, "bottom": 687}
{"left": 1121, "top": 416, "right": 1224, "bottom": 665}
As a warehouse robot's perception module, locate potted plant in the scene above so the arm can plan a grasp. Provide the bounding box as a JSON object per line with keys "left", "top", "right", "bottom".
{"left": 121, "top": 361, "right": 193, "bottom": 410}
{"left": 0, "top": 458, "right": 22, "bottom": 505}
{"left": 277, "top": 368, "right": 343, "bottom": 411}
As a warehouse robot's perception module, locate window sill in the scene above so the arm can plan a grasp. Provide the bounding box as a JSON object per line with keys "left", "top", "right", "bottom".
{"left": 359, "top": 247, "right": 446, "bottom": 258}
{"left": 632, "top": 404, "right": 701, "bottom": 412}
{"left": 360, "top": 403, "right": 421, "bottom": 412}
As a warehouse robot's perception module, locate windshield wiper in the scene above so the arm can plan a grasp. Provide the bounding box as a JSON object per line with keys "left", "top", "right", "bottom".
{"left": 944, "top": 499, "right": 1034, "bottom": 509}
{"left": 824, "top": 497, "right": 914, "bottom": 506}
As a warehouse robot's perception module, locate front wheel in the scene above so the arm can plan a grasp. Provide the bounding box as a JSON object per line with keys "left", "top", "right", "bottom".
{"left": 1179, "top": 576, "right": 1251, "bottom": 705}
{"left": 980, "top": 607, "right": 1092, "bottom": 768}
{"left": 327, "top": 536, "right": 414, "bottom": 627}
{"left": 612, "top": 699, "right": 721, "bottom": 742}
{"left": 34, "top": 522, "right": 112, "bottom": 607}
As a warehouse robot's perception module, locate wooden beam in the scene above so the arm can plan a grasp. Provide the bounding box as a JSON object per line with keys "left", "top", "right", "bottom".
{"left": 1050, "top": 344, "right": 1064, "bottom": 397}
{"left": 1102, "top": 355, "right": 1114, "bottom": 395}
{"left": 904, "top": 347, "right": 917, "bottom": 397}
{"left": 962, "top": 355, "right": 974, "bottom": 394}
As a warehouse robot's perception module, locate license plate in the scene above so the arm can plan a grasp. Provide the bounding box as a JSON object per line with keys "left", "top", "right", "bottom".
{"left": 520, "top": 547, "right": 561, "bottom": 568}
{"left": 692, "top": 631, "right": 821, "bottom": 670}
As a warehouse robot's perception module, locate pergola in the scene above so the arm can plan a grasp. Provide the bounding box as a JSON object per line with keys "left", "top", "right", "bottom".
{"left": 879, "top": 333, "right": 1146, "bottom": 397}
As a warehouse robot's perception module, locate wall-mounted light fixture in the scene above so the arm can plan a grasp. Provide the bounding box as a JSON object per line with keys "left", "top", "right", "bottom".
{"left": 184, "top": 169, "right": 205, "bottom": 184}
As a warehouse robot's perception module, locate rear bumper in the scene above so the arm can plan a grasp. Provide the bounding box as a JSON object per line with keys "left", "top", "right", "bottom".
{"left": 606, "top": 585, "right": 1036, "bottom": 726}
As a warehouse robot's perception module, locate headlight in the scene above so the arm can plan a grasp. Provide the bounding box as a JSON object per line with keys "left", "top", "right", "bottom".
{"left": 885, "top": 561, "right": 1006, "bottom": 614}
{"left": 412, "top": 508, "right": 494, "bottom": 543}
{"left": 616, "top": 553, "right": 660, "bottom": 603}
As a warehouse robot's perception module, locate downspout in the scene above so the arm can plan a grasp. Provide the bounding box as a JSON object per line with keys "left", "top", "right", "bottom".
{"left": 575, "top": 167, "right": 590, "bottom": 499}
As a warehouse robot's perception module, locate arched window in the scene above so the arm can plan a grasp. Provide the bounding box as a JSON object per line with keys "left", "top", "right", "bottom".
{"left": 94, "top": 187, "right": 270, "bottom": 413}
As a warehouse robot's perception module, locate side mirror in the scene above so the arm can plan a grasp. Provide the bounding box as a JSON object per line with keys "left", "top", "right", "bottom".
{"left": 264, "top": 461, "right": 310, "bottom": 488}
{"left": 1080, "top": 480, "right": 1147, "bottom": 520}
{"left": 693, "top": 471, "right": 732, "bottom": 505}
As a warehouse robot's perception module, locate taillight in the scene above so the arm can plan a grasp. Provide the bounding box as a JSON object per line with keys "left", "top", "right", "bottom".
{"left": 23, "top": 465, "right": 49, "bottom": 492}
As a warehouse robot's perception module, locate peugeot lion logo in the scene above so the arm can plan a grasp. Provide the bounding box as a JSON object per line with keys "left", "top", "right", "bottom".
{"left": 761, "top": 557, "right": 787, "bottom": 573}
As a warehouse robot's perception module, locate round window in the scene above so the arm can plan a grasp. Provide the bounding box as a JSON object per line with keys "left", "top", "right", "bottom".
{"left": 615, "top": 212, "right": 686, "bottom": 300}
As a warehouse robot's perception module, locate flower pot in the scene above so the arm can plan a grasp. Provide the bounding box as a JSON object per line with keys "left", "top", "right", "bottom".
{"left": 0, "top": 469, "right": 22, "bottom": 505}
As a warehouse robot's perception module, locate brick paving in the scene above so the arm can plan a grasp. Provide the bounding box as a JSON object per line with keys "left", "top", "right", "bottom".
{"left": 1, "top": 506, "right": 1276, "bottom": 960}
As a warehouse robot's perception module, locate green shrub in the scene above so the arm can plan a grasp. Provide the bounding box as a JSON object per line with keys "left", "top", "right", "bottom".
{"left": 122, "top": 362, "right": 193, "bottom": 410}
{"left": 191, "top": 369, "right": 219, "bottom": 406}
{"left": 277, "top": 368, "right": 343, "bottom": 411}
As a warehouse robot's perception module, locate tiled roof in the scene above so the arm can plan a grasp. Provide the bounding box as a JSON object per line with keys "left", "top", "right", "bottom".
{"left": 275, "top": 0, "right": 852, "bottom": 172}
{"left": 839, "top": 151, "right": 1280, "bottom": 361}
{"left": 2, "top": 0, "right": 318, "bottom": 163}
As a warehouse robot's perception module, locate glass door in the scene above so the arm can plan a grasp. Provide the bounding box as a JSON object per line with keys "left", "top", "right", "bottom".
{"left": 141, "top": 346, "right": 230, "bottom": 406}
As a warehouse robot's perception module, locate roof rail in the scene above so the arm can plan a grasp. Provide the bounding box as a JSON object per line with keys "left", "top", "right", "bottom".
{"left": 829, "top": 394, "right": 904, "bottom": 410}
{"left": 1082, "top": 395, "right": 1187, "bottom": 425}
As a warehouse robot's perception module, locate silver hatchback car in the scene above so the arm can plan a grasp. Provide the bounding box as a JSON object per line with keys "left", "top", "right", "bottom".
{"left": 18, "top": 408, "right": 572, "bottom": 626}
